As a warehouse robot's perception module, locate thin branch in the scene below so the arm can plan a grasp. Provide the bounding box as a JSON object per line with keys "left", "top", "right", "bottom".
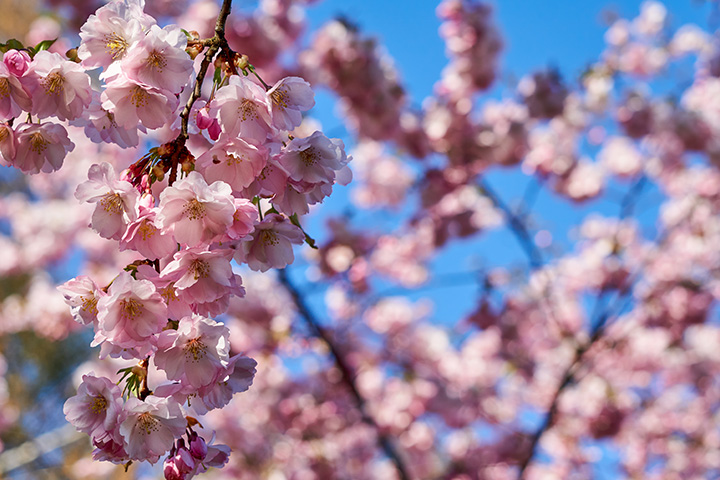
{"left": 479, "top": 178, "right": 543, "bottom": 270}
{"left": 516, "top": 175, "right": 647, "bottom": 479}
{"left": 170, "top": 0, "right": 234, "bottom": 185}
{"left": 277, "top": 269, "right": 413, "bottom": 480}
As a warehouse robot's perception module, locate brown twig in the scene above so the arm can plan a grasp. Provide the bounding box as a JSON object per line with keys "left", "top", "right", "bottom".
{"left": 278, "top": 269, "right": 413, "bottom": 480}
{"left": 169, "top": 0, "right": 234, "bottom": 185}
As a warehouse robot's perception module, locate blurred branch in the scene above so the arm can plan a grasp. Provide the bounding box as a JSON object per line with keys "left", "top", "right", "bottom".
{"left": 277, "top": 269, "right": 413, "bottom": 480}
{"left": 0, "top": 423, "right": 85, "bottom": 475}
{"left": 517, "top": 175, "right": 647, "bottom": 479}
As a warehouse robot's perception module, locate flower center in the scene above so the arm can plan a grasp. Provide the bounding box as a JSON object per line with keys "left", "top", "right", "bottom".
{"left": 130, "top": 86, "right": 149, "bottom": 108}
{"left": 238, "top": 99, "right": 258, "bottom": 122}
{"left": 190, "top": 259, "right": 210, "bottom": 280}
{"left": 183, "top": 199, "right": 206, "bottom": 220}
{"left": 104, "top": 32, "right": 129, "bottom": 60}
{"left": 120, "top": 298, "right": 143, "bottom": 320}
{"left": 270, "top": 88, "right": 289, "bottom": 109}
{"left": 0, "top": 78, "right": 9, "bottom": 99}
{"left": 100, "top": 192, "right": 124, "bottom": 214}
{"left": 299, "top": 147, "right": 317, "bottom": 166}
{"left": 43, "top": 72, "right": 65, "bottom": 95}
{"left": 184, "top": 337, "right": 207, "bottom": 361}
{"left": 29, "top": 132, "right": 49, "bottom": 154}
{"left": 146, "top": 50, "right": 167, "bottom": 71}
{"left": 90, "top": 394, "right": 108, "bottom": 414}
{"left": 138, "top": 219, "right": 157, "bottom": 241}
{"left": 262, "top": 230, "right": 279, "bottom": 246}
{"left": 137, "top": 412, "right": 160, "bottom": 435}
{"left": 81, "top": 295, "right": 99, "bottom": 316}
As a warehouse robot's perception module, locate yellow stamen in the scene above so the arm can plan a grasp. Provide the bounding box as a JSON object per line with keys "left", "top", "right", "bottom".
{"left": 104, "top": 32, "right": 129, "bottom": 60}
{"left": 43, "top": 72, "right": 64, "bottom": 95}
{"left": 183, "top": 199, "right": 206, "bottom": 220}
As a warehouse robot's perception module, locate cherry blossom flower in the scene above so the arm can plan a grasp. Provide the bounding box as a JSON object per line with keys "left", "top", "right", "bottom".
{"left": 3, "top": 49, "right": 31, "bottom": 77}
{"left": 239, "top": 213, "right": 304, "bottom": 272}
{"left": 75, "top": 162, "right": 140, "bottom": 240}
{"left": 120, "top": 24, "right": 193, "bottom": 93}
{"left": 0, "top": 62, "right": 31, "bottom": 121}
{"left": 266, "top": 76, "right": 315, "bottom": 131}
{"left": 63, "top": 374, "right": 125, "bottom": 441}
{"left": 94, "top": 271, "right": 167, "bottom": 356}
{"left": 119, "top": 395, "right": 186, "bottom": 463}
{"left": 156, "top": 171, "right": 235, "bottom": 247}
{"left": 160, "top": 247, "right": 239, "bottom": 305}
{"left": 25, "top": 51, "right": 92, "bottom": 121}
{"left": 13, "top": 122, "right": 75, "bottom": 174}
{"left": 278, "top": 131, "right": 349, "bottom": 184}
{"left": 195, "top": 138, "right": 268, "bottom": 192}
{"left": 101, "top": 75, "right": 179, "bottom": 130}
{"left": 210, "top": 75, "right": 274, "bottom": 142}
{"left": 154, "top": 315, "right": 231, "bottom": 389}
{"left": 78, "top": 0, "right": 154, "bottom": 69}
{"left": 57, "top": 276, "right": 105, "bottom": 327}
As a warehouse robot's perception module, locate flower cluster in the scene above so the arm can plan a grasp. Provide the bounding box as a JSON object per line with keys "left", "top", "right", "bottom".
{"left": 27, "top": 0, "right": 353, "bottom": 476}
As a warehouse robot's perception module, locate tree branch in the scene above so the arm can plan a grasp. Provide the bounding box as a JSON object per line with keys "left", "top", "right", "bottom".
{"left": 169, "top": 0, "right": 234, "bottom": 185}
{"left": 277, "top": 269, "right": 413, "bottom": 480}
{"left": 516, "top": 176, "right": 647, "bottom": 479}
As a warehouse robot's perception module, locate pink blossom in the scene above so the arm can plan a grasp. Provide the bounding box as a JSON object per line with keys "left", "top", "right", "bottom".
{"left": 75, "top": 162, "right": 140, "bottom": 240}
{"left": 278, "top": 131, "right": 348, "bottom": 184}
{"left": 119, "top": 395, "right": 186, "bottom": 463}
{"left": 239, "top": 213, "right": 304, "bottom": 272}
{"left": 3, "top": 49, "right": 31, "bottom": 77}
{"left": 194, "top": 354, "right": 257, "bottom": 413}
{"left": 121, "top": 206, "right": 177, "bottom": 260}
{"left": 57, "top": 276, "right": 105, "bottom": 327}
{"left": 63, "top": 374, "right": 125, "bottom": 441}
{"left": 156, "top": 171, "right": 235, "bottom": 247}
{"left": 266, "top": 76, "right": 315, "bottom": 131}
{"left": 136, "top": 265, "right": 194, "bottom": 321}
{"left": 160, "top": 247, "right": 238, "bottom": 305}
{"left": 13, "top": 122, "right": 75, "bottom": 174}
{"left": 78, "top": 0, "right": 154, "bottom": 69}
{"left": 102, "top": 75, "right": 179, "bottom": 130}
{"left": 0, "top": 62, "right": 31, "bottom": 121}
{"left": 75, "top": 92, "right": 140, "bottom": 148}
{"left": 154, "top": 315, "right": 231, "bottom": 389}
{"left": 195, "top": 138, "right": 268, "bottom": 192}
{"left": 210, "top": 75, "right": 274, "bottom": 142}
{"left": 25, "top": 51, "right": 92, "bottom": 121}
{"left": 120, "top": 24, "right": 193, "bottom": 93}
{"left": 224, "top": 198, "right": 257, "bottom": 240}
{"left": 94, "top": 271, "right": 167, "bottom": 357}
{"left": 0, "top": 123, "right": 16, "bottom": 166}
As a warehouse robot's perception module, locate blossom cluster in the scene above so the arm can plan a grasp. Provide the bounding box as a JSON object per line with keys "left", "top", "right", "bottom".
{"left": 0, "top": 0, "right": 354, "bottom": 476}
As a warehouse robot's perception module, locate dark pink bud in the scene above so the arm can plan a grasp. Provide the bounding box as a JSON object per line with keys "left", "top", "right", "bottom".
{"left": 189, "top": 433, "right": 208, "bottom": 460}
{"left": 3, "top": 49, "right": 31, "bottom": 77}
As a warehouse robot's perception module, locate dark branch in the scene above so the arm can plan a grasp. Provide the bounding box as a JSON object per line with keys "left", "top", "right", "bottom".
{"left": 277, "top": 269, "right": 413, "bottom": 480}
{"left": 516, "top": 175, "right": 647, "bottom": 479}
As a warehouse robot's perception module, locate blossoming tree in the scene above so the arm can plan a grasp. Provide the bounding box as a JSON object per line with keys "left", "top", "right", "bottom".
{"left": 1, "top": 0, "right": 720, "bottom": 479}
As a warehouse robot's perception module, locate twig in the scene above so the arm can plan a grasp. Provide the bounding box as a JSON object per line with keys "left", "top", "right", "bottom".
{"left": 169, "top": 0, "right": 234, "bottom": 185}
{"left": 516, "top": 176, "right": 647, "bottom": 479}
{"left": 277, "top": 269, "right": 412, "bottom": 480}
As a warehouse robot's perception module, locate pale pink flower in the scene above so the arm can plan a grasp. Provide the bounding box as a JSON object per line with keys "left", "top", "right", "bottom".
{"left": 63, "top": 374, "right": 125, "bottom": 441}
{"left": 266, "top": 76, "right": 315, "bottom": 131}
{"left": 121, "top": 206, "right": 177, "bottom": 260}
{"left": 156, "top": 171, "right": 235, "bottom": 247}
{"left": 13, "top": 122, "right": 75, "bottom": 174}
{"left": 0, "top": 123, "right": 16, "bottom": 166}
{"left": 196, "top": 138, "right": 268, "bottom": 192}
{"left": 278, "top": 131, "right": 348, "bottom": 184}
{"left": 57, "top": 275, "right": 105, "bottom": 327}
{"left": 239, "top": 213, "right": 304, "bottom": 272}
{"left": 102, "top": 75, "right": 179, "bottom": 130}
{"left": 94, "top": 271, "right": 167, "bottom": 356}
{"left": 78, "top": 0, "right": 154, "bottom": 69}
{"left": 119, "top": 395, "right": 186, "bottom": 463}
{"left": 160, "top": 247, "right": 238, "bottom": 304}
{"left": 3, "top": 49, "right": 31, "bottom": 77}
{"left": 0, "top": 62, "right": 31, "bottom": 120}
{"left": 75, "top": 92, "right": 140, "bottom": 148}
{"left": 154, "top": 315, "right": 230, "bottom": 389}
{"left": 224, "top": 198, "right": 257, "bottom": 240}
{"left": 210, "top": 75, "right": 274, "bottom": 141}
{"left": 194, "top": 354, "right": 256, "bottom": 413}
{"left": 25, "top": 51, "right": 92, "bottom": 121}
{"left": 120, "top": 24, "right": 193, "bottom": 93}
{"left": 75, "top": 162, "right": 140, "bottom": 240}
{"left": 133, "top": 266, "right": 192, "bottom": 322}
